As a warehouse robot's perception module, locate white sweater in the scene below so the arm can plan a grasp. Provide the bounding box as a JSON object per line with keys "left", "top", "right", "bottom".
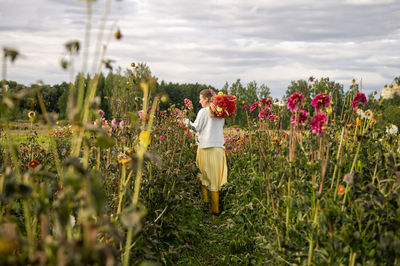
{"left": 190, "top": 107, "right": 225, "bottom": 149}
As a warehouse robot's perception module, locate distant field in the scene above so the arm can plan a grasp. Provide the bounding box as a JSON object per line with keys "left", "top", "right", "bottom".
{"left": 2, "top": 121, "right": 50, "bottom": 146}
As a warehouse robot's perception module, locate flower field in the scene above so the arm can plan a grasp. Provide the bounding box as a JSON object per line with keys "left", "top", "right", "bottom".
{"left": 1, "top": 2, "right": 399, "bottom": 264}
{"left": 1, "top": 74, "right": 400, "bottom": 265}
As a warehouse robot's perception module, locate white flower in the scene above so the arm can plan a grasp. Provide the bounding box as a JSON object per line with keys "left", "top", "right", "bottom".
{"left": 273, "top": 101, "right": 286, "bottom": 107}
{"left": 356, "top": 108, "right": 365, "bottom": 119}
{"left": 70, "top": 215, "right": 76, "bottom": 227}
{"left": 386, "top": 124, "right": 398, "bottom": 136}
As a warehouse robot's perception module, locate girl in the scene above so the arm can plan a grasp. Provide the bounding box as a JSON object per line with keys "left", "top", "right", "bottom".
{"left": 188, "top": 88, "right": 227, "bottom": 215}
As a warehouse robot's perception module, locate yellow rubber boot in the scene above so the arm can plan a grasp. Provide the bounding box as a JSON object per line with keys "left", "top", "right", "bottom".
{"left": 201, "top": 185, "right": 209, "bottom": 203}
{"left": 210, "top": 191, "right": 220, "bottom": 214}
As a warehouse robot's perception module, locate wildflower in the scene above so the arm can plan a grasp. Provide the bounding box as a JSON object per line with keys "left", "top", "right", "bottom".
{"left": 160, "top": 135, "right": 166, "bottom": 141}
{"left": 356, "top": 117, "right": 361, "bottom": 126}
{"left": 184, "top": 98, "right": 193, "bottom": 110}
{"left": 370, "top": 118, "right": 376, "bottom": 126}
{"left": 23, "top": 148, "right": 29, "bottom": 153}
{"left": 111, "top": 118, "right": 116, "bottom": 128}
{"left": 311, "top": 93, "right": 330, "bottom": 112}
{"left": 351, "top": 92, "right": 367, "bottom": 110}
{"left": 364, "top": 109, "right": 373, "bottom": 120}
{"left": 273, "top": 136, "right": 280, "bottom": 142}
{"left": 131, "top": 62, "right": 135, "bottom": 67}
{"left": 356, "top": 108, "right": 365, "bottom": 118}
{"left": 40, "top": 149, "right": 45, "bottom": 153}
{"left": 386, "top": 124, "right": 398, "bottom": 136}
{"left": 227, "top": 145, "right": 232, "bottom": 150}
{"left": 119, "top": 157, "right": 132, "bottom": 164}
{"left": 116, "top": 99, "right": 121, "bottom": 108}
{"left": 28, "top": 160, "right": 40, "bottom": 169}
{"left": 291, "top": 108, "right": 308, "bottom": 125}
{"left": 286, "top": 93, "right": 305, "bottom": 112}
{"left": 310, "top": 113, "right": 327, "bottom": 134}
{"left": 250, "top": 102, "right": 260, "bottom": 112}
{"left": 119, "top": 120, "right": 124, "bottom": 130}
{"left": 338, "top": 185, "right": 345, "bottom": 195}
{"left": 242, "top": 100, "right": 247, "bottom": 104}
{"left": 28, "top": 111, "right": 36, "bottom": 119}
{"left": 97, "top": 109, "right": 104, "bottom": 118}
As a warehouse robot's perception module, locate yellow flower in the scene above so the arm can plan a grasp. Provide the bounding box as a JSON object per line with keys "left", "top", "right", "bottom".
{"left": 216, "top": 106, "right": 223, "bottom": 112}
{"left": 356, "top": 117, "right": 361, "bottom": 126}
{"left": 364, "top": 109, "right": 373, "bottom": 120}
{"left": 28, "top": 111, "right": 36, "bottom": 119}
{"left": 218, "top": 92, "right": 224, "bottom": 95}
{"left": 131, "top": 62, "right": 135, "bottom": 67}
{"left": 139, "top": 131, "right": 151, "bottom": 147}
{"left": 273, "top": 136, "right": 280, "bottom": 142}
{"left": 119, "top": 157, "right": 132, "bottom": 164}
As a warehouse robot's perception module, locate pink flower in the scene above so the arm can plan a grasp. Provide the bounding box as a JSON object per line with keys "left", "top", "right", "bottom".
{"left": 184, "top": 98, "right": 193, "bottom": 110}
{"left": 250, "top": 102, "right": 260, "bottom": 112}
{"left": 119, "top": 120, "right": 124, "bottom": 130}
{"left": 258, "top": 108, "right": 271, "bottom": 120}
{"left": 39, "top": 149, "right": 45, "bottom": 153}
{"left": 351, "top": 92, "right": 367, "bottom": 110}
{"left": 268, "top": 114, "right": 276, "bottom": 121}
{"left": 111, "top": 118, "right": 116, "bottom": 128}
{"left": 311, "top": 93, "right": 330, "bottom": 112}
{"left": 261, "top": 97, "right": 272, "bottom": 108}
{"left": 286, "top": 93, "right": 305, "bottom": 113}
{"left": 171, "top": 108, "right": 183, "bottom": 118}
{"left": 97, "top": 109, "right": 105, "bottom": 118}
{"left": 116, "top": 99, "right": 121, "bottom": 108}
{"left": 160, "top": 135, "right": 166, "bottom": 140}
{"left": 23, "top": 148, "right": 29, "bottom": 153}
{"left": 241, "top": 105, "right": 249, "bottom": 111}
{"left": 291, "top": 109, "right": 308, "bottom": 125}
{"left": 310, "top": 113, "right": 327, "bottom": 134}
{"left": 101, "top": 118, "right": 107, "bottom": 126}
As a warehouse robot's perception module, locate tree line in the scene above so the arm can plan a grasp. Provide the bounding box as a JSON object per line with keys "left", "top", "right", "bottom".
{"left": 2, "top": 64, "right": 399, "bottom": 128}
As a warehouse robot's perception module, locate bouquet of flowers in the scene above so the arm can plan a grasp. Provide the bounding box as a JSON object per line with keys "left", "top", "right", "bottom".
{"left": 210, "top": 92, "right": 237, "bottom": 118}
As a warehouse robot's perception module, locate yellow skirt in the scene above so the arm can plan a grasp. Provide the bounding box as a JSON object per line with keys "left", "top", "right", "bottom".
{"left": 196, "top": 147, "right": 227, "bottom": 192}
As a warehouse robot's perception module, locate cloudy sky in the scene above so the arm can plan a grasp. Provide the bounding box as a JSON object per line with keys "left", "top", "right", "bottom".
{"left": 1, "top": 0, "right": 399, "bottom": 98}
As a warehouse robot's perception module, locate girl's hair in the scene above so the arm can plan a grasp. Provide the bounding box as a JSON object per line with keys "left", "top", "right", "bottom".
{"left": 199, "top": 88, "right": 215, "bottom": 103}
{"left": 200, "top": 88, "right": 217, "bottom": 118}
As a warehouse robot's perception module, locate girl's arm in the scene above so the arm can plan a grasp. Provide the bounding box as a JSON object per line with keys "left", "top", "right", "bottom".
{"left": 191, "top": 108, "right": 207, "bottom": 132}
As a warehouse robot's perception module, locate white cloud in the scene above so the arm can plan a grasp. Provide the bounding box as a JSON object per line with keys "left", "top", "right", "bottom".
{"left": 0, "top": 0, "right": 399, "bottom": 99}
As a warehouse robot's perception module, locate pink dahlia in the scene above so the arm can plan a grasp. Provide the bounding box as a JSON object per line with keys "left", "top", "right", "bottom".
{"left": 286, "top": 93, "right": 305, "bottom": 113}
{"left": 291, "top": 108, "right": 308, "bottom": 125}
{"left": 184, "top": 98, "right": 193, "bottom": 110}
{"left": 311, "top": 93, "right": 330, "bottom": 112}
{"left": 250, "top": 102, "right": 260, "bottom": 112}
{"left": 261, "top": 97, "right": 272, "bottom": 108}
{"left": 351, "top": 92, "right": 367, "bottom": 110}
{"left": 310, "top": 113, "right": 327, "bottom": 134}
